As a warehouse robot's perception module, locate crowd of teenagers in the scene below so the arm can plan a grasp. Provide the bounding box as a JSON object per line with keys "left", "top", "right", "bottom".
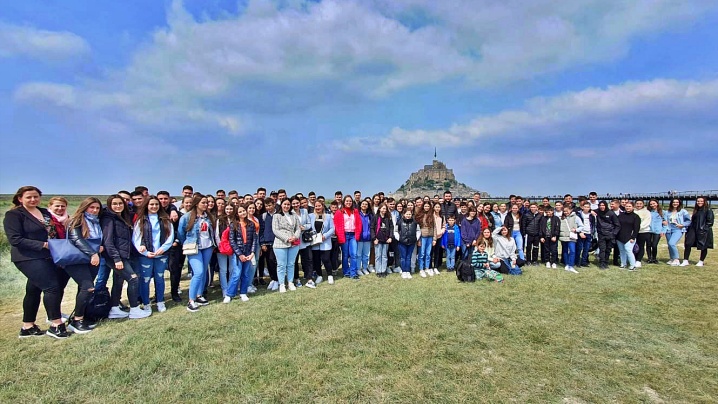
{"left": 4, "top": 185, "right": 714, "bottom": 339}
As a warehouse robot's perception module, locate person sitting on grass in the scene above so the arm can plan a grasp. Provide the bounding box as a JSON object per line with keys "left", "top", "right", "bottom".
{"left": 471, "top": 242, "right": 504, "bottom": 282}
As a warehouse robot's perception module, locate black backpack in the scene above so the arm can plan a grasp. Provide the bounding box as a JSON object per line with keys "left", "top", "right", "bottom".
{"left": 84, "top": 287, "right": 112, "bottom": 322}
{"left": 455, "top": 259, "right": 476, "bottom": 283}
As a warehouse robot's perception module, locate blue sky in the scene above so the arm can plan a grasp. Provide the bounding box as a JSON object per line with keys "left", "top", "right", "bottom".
{"left": 2, "top": 0, "right": 717, "bottom": 198}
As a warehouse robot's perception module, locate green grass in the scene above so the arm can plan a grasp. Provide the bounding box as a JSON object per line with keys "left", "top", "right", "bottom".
{"left": 1, "top": 196, "right": 716, "bottom": 402}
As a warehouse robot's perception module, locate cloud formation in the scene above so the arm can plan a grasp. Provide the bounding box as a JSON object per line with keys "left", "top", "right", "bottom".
{"left": 0, "top": 22, "right": 90, "bottom": 62}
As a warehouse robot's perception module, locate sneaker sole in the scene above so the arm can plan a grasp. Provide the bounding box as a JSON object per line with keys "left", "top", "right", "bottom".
{"left": 67, "top": 325, "right": 92, "bottom": 334}
{"left": 45, "top": 331, "right": 69, "bottom": 339}
{"left": 186, "top": 307, "right": 199, "bottom": 312}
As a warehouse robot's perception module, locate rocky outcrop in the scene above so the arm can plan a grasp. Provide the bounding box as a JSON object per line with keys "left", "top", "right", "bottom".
{"left": 388, "top": 160, "right": 488, "bottom": 199}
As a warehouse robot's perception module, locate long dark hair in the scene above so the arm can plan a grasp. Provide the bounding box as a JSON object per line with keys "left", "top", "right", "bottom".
{"left": 106, "top": 194, "right": 132, "bottom": 227}
{"left": 648, "top": 198, "right": 663, "bottom": 216}
{"left": 667, "top": 198, "right": 683, "bottom": 213}
{"left": 414, "top": 201, "right": 435, "bottom": 229}
{"left": 693, "top": 196, "right": 708, "bottom": 213}
{"left": 185, "top": 194, "right": 206, "bottom": 231}
{"left": 135, "top": 195, "right": 172, "bottom": 239}
{"left": 11, "top": 186, "right": 42, "bottom": 209}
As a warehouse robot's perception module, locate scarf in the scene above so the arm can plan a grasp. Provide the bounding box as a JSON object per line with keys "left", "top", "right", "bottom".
{"left": 51, "top": 211, "right": 69, "bottom": 227}
{"left": 84, "top": 212, "right": 102, "bottom": 239}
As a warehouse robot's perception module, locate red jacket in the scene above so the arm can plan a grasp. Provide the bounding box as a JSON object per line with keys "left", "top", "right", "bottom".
{"left": 333, "top": 208, "right": 362, "bottom": 244}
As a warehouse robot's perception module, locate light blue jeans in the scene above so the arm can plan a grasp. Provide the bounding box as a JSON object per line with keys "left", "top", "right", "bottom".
{"left": 216, "top": 253, "right": 232, "bottom": 296}
{"left": 445, "top": 247, "right": 457, "bottom": 270}
{"left": 188, "top": 247, "right": 213, "bottom": 301}
{"left": 666, "top": 230, "right": 683, "bottom": 260}
{"left": 617, "top": 240, "right": 637, "bottom": 268}
{"left": 418, "top": 236, "right": 433, "bottom": 270}
{"left": 228, "top": 256, "right": 253, "bottom": 296}
{"left": 341, "top": 232, "right": 358, "bottom": 277}
{"left": 356, "top": 240, "right": 371, "bottom": 271}
{"left": 137, "top": 254, "right": 169, "bottom": 304}
{"left": 275, "top": 246, "right": 300, "bottom": 285}
{"left": 374, "top": 243, "right": 388, "bottom": 273}
{"left": 512, "top": 230, "right": 525, "bottom": 260}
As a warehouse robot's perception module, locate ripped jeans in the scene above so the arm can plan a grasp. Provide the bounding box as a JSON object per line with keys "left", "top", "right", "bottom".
{"left": 137, "top": 254, "right": 169, "bottom": 304}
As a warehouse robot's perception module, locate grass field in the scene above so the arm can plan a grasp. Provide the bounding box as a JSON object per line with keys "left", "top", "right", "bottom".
{"left": 0, "top": 197, "right": 716, "bottom": 402}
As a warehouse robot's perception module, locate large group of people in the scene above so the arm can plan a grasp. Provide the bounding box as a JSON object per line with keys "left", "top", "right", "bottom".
{"left": 4, "top": 185, "right": 714, "bottom": 339}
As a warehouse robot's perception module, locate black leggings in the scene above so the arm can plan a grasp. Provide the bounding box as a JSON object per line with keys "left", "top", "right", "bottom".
{"left": 63, "top": 263, "right": 97, "bottom": 318}
{"left": 684, "top": 248, "right": 708, "bottom": 261}
{"left": 647, "top": 233, "right": 661, "bottom": 261}
{"left": 312, "top": 249, "right": 333, "bottom": 277}
{"left": 109, "top": 259, "right": 140, "bottom": 308}
{"left": 295, "top": 247, "right": 314, "bottom": 280}
{"left": 168, "top": 246, "right": 184, "bottom": 298}
{"left": 259, "top": 245, "right": 278, "bottom": 281}
{"left": 635, "top": 233, "right": 651, "bottom": 261}
{"left": 15, "top": 258, "right": 63, "bottom": 323}
{"left": 431, "top": 246, "right": 443, "bottom": 269}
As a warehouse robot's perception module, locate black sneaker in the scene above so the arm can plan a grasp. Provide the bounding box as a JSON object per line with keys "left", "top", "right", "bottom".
{"left": 187, "top": 302, "right": 200, "bottom": 312}
{"left": 352, "top": 276, "right": 360, "bottom": 280}
{"left": 85, "top": 320, "right": 98, "bottom": 329}
{"left": 68, "top": 319, "right": 93, "bottom": 334}
{"left": 172, "top": 295, "right": 182, "bottom": 303}
{"left": 19, "top": 324, "right": 44, "bottom": 338}
{"left": 195, "top": 296, "right": 209, "bottom": 306}
{"left": 119, "top": 303, "right": 130, "bottom": 311}
{"left": 46, "top": 323, "right": 69, "bottom": 339}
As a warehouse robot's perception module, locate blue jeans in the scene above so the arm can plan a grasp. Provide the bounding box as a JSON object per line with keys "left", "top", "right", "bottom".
{"left": 445, "top": 247, "right": 457, "bottom": 270}
{"left": 341, "top": 232, "right": 358, "bottom": 277}
{"left": 275, "top": 246, "right": 300, "bottom": 285}
{"left": 216, "top": 253, "right": 232, "bottom": 296}
{"left": 398, "top": 243, "right": 415, "bottom": 272}
{"left": 418, "top": 236, "right": 433, "bottom": 270}
{"left": 137, "top": 254, "right": 169, "bottom": 304}
{"left": 188, "top": 247, "right": 213, "bottom": 301}
{"left": 575, "top": 234, "right": 592, "bottom": 266}
{"left": 94, "top": 257, "right": 108, "bottom": 289}
{"left": 616, "top": 240, "right": 636, "bottom": 268}
{"left": 356, "top": 240, "right": 371, "bottom": 271}
{"left": 374, "top": 243, "right": 388, "bottom": 273}
{"left": 561, "top": 241, "right": 576, "bottom": 267}
{"left": 666, "top": 230, "right": 683, "bottom": 260}
{"left": 512, "top": 230, "right": 525, "bottom": 260}
{"left": 227, "top": 256, "right": 253, "bottom": 296}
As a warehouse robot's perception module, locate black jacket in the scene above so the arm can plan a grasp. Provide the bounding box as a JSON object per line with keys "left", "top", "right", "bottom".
{"left": 101, "top": 209, "right": 134, "bottom": 263}
{"left": 616, "top": 212, "right": 640, "bottom": 243}
{"left": 539, "top": 216, "right": 561, "bottom": 239}
{"left": 521, "top": 211, "right": 542, "bottom": 236}
{"left": 440, "top": 201, "right": 457, "bottom": 221}
{"left": 503, "top": 213, "right": 523, "bottom": 234}
{"left": 397, "top": 218, "right": 418, "bottom": 245}
{"left": 229, "top": 221, "right": 256, "bottom": 257}
{"left": 3, "top": 207, "right": 53, "bottom": 262}
{"left": 688, "top": 209, "right": 714, "bottom": 250}
{"left": 68, "top": 223, "right": 99, "bottom": 257}
{"left": 595, "top": 208, "right": 620, "bottom": 238}
{"left": 370, "top": 214, "right": 394, "bottom": 244}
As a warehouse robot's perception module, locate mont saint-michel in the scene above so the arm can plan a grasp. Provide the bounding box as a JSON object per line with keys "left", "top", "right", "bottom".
{"left": 389, "top": 159, "right": 488, "bottom": 199}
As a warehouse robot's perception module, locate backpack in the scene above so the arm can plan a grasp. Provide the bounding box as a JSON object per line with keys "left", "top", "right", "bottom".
{"left": 218, "top": 227, "right": 233, "bottom": 255}
{"left": 84, "top": 287, "right": 112, "bottom": 322}
{"left": 455, "top": 259, "right": 476, "bottom": 283}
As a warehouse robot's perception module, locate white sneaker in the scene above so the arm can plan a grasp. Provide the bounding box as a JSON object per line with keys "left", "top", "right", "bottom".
{"left": 157, "top": 302, "right": 166, "bottom": 313}
{"left": 635, "top": 261, "right": 642, "bottom": 268}
{"left": 327, "top": 276, "right": 334, "bottom": 285}
{"left": 551, "top": 263, "right": 557, "bottom": 269}
{"left": 696, "top": 261, "right": 704, "bottom": 267}
{"left": 143, "top": 304, "right": 152, "bottom": 314}
{"left": 564, "top": 265, "right": 569, "bottom": 271}
{"left": 427, "top": 268, "right": 434, "bottom": 277}
{"left": 679, "top": 260, "right": 689, "bottom": 267}
{"left": 267, "top": 280, "right": 276, "bottom": 290}
{"left": 670, "top": 260, "right": 679, "bottom": 266}
{"left": 223, "top": 296, "right": 231, "bottom": 304}
{"left": 279, "top": 284, "right": 286, "bottom": 293}
{"left": 405, "top": 272, "right": 413, "bottom": 279}
{"left": 400, "top": 272, "right": 407, "bottom": 279}
{"left": 305, "top": 280, "right": 316, "bottom": 289}
{"left": 288, "top": 283, "right": 297, "bottom": 291}
{"left": 248, "top": 285, "right": 257, "bottom": 294}
{"left": 369, "top": 267, "right": 375, "bottom": 273}
{"left": 546, "top": 262, "right": 551, "bottom": 268}
{"left": 565, "top": 266, "right": 578, "bottom": 274}
{"left": 434, "top": 268, "right": 440, "bottom": 275}
{"left": 263, "top": 269, "right": 269, "bottom": 277}
{"left": 393, "top": 267, "right": 402, "bottom": 273}
{"left": 129, "top": 306, "right": 151, "bottom": 319}
{"left": 316, "top": 276, "right": 323, "bottom": 285}
{"left": 239, "top": 294, "right": 249, "bottom": 302}
{"left": 419, "top": 270, "right": 427, "bottom": 278}
{"left": 108, "top": 306, "right": 129, "bottom": 319}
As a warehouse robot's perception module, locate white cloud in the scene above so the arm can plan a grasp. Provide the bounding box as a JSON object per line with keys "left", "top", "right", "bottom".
{"left": 0, "top": 23, "right": 90, "bottom": 61}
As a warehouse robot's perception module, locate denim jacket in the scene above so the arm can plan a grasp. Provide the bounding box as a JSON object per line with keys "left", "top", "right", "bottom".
{"left": 178, "top": 213, "right": 216, "bottom": 248}
{"left": 664, "top": 209, "right": 691, "bottom": 233}
{"left": 297, "top": 209, "right": 315, "bottom": 250}
{"left": 649, "top": 210, "right": 668, "bottom": 234}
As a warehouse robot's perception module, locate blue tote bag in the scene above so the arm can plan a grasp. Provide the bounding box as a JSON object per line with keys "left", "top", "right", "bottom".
{"left": 48, "top": 234, "right": 102, "bottom": 267}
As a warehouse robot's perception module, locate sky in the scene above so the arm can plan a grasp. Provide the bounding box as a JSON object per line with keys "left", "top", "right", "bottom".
{"left": 1, "top": 0, "right": 717, "bottom": 198}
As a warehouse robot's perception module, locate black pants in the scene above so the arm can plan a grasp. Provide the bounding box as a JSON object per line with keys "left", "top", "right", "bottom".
{"left": 330, "top": 238, "right": 340, "bottom": 274}
{"left": 15, "top": 258, "right": 63, "bottom": 323}
{"left": 431, "top": 245, "right": 443, "bottom": 269}
{"left": 541, "top": 240, "right": 558, "bottom": 264}
{"left": 168, "top": 245, "right": 183, "bottom": 299}
{"left": 109, "top": 259, "right": 140, "bottom": 308}
{"left": 635, "top": 232, "right": 651, "bottom": 261}
{"left": 684, "top": 247, "right": 708, "bottom": 261}
{"left": 647, "top": 233, "right": 661, "bottom": 261}
{"left": 387, "top": 239, "right": 399, "bottom": 268}
{"left": 598, "top": 236, "right": 614, "bottom": 266}
{"left": 312, "top": 249, "right": 333, "bottom": 277}
{"left": 612, "top": 241, "right": 620, "bottom": 266}
{"left": 207, "top": 250, "right": 218, "bottom": 288}
{"left": 63, "top": 263, "right": 97, "bottom": 318}
{"left": 526, "top": 235, "right": 540, "bottom": 263}
{"left": 259, "top": 245, "right": 278, "bottom": 281}
{"left": 296, "top": 247, "right": 314, "bottom": 280}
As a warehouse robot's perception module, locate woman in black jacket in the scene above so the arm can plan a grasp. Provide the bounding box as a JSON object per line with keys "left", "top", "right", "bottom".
{"left": 102, "top": 195, "right": 148, "bottom": 320}
{"left": 616, "top": 201, "right": 640, "bottom": 270}
{"left": 3, "top": 186, "right": 68, "bottom": 339}
{"left": 683, "top": 196, "right": 713, "bottom": 266}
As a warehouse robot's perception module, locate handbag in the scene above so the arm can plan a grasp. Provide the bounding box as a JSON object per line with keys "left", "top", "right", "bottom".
{"left": 311, "top": 233, "right": 323, "bottom": 246}
{"left": 569, "top": 232, "right": 578, "bottom": 241}
{"left": 48, "top": 235, "right": 101, "bottom": 267}
{"left": 301, "top": 230, "right": 314, "bottom": 243}
{"left": 182, "top": 242, "right": 198, "bottom": 255}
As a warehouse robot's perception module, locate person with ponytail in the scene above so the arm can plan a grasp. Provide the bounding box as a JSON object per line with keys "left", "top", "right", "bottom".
{"left": 102, "top": 195, "right": 149, "bottom": 320}
{"left": 178, "top": 194, "right": 215, "bottom": 312}
{"left": 4, "top": 186, "right": 68, "bottom": 338}
{"left": 64, "top": 197, "right": 104, "bottom": 334}
{"left": 133, "top": 195, "right": 174, "bottom": 313}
